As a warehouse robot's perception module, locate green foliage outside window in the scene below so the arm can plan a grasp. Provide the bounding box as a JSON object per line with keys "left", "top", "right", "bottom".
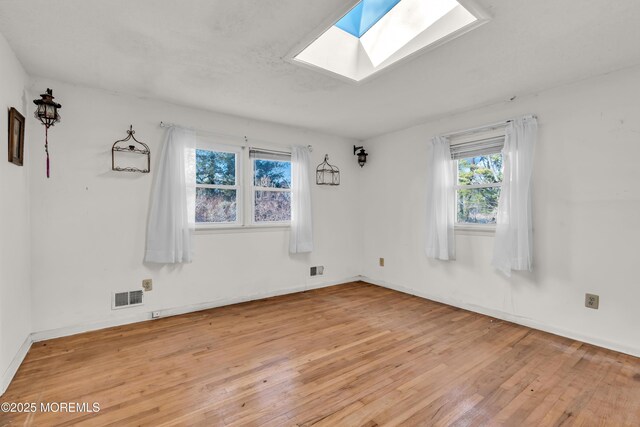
{"left": 457, "top": 154, "right": 503, "bottom": 224}
{"left": 196, "top": 150, "right": 235, "bottom": 185}
{"left": 196, "top": 150, "right": 237, "bottom": 223}
{"left": 253, "top": 159, "right": 291, "bottom": 189}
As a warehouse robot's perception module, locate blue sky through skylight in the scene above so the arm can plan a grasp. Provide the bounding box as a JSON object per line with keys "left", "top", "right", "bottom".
{"left": 335, "top": 0, "right": 402, "bottom": 38}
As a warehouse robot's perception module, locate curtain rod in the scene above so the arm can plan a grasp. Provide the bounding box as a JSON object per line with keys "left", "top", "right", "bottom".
{"left": 442, "top": 114, "right": 537, "bottom": 139}
{"left": 159, "top": 121, "right": 312, "bottom": 152}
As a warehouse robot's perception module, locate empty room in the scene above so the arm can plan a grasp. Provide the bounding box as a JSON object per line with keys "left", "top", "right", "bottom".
{"left": 1, "top": 0, "right": 639, "bottom": 425}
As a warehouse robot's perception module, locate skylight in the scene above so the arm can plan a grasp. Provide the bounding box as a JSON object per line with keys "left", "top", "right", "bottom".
{"left": 292, "top": 0, "right": 490, "bottom": 82}
{"left": 335, "top": 0, "right": 402, "bottom": 38}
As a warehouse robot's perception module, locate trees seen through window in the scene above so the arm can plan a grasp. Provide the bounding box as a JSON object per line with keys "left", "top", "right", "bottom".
{"left": 456, "top": 154, "right": 503, "bottom": 224}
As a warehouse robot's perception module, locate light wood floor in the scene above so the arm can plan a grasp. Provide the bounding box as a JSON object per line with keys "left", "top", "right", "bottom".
{"left": 2, "top": 282, "right": 639, "bottom": 426}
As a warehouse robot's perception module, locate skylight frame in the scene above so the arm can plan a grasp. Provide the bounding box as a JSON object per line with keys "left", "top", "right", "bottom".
{"left": 286, "top": 0, "right": 492, "bottom": 85}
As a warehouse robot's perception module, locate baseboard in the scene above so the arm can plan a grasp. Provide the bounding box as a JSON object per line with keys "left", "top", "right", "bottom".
{"left": 10, "top": 275, "right": 637, "bottom": 397}
{"left": 1, "top": 334, "right": 32, "bottom": 396}
{"left": 31, "top": 276, "right": 361, "bottom": 343}
{"left": 361, "top": 276, "right": 640, "bottom": 359}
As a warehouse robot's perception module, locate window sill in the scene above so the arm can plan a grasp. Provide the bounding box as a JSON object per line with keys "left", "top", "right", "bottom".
{"left": 195, "top": 224, "right": 290, "bottom": 234}
{"left": 455, "top": 224, "right": 496, "bottom": 236}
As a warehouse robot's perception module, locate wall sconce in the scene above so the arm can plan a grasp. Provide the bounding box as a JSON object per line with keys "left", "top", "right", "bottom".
{"left": 33, "top": 88, "right": 62, "bottom": 178}
{"left": 353, "top": 145, "right": 368, "bottom": 167}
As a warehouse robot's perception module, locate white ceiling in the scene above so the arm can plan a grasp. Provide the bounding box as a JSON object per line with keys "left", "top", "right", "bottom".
{"left": 1, "top": 0, "right": 639, "bottom": 139}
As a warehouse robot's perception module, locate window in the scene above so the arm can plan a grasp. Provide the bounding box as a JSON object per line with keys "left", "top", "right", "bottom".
{"left": 195, "top": 142, "right": 291, "bottom": 227}
{"left": 451, "top": 132, "right": 505, "bottom": 227}
{"left": 251, "top": 150, "right": 291, "bottom": 223}
{"left": 455, "top": 154, "right": 503, "bottom": 225}
{"left": 196, "top": 147, "right": 240, "bottom": 225}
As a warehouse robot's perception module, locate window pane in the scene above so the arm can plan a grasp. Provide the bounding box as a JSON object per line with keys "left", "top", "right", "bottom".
{"left": 254, "top": 191, "right": 291, "bottom": 222}
{"left": 457, "top": 187, "right": 501, "bottom": 224}
{"left": 254, "top": 159, "right": 291, "bottom": 188}
{"left": 196, "top": 150, "right": 236, "bottom": 185}
{"left": 458, "top": 154, "right": 503, "bottom": 185}
{"left": 196, "top": 188, "right": 237, "bottom": 223}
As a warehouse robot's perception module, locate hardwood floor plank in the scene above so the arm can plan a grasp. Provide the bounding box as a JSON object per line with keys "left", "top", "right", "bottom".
{"left": 1, "top": 282, "right": 638, "bottom": 426}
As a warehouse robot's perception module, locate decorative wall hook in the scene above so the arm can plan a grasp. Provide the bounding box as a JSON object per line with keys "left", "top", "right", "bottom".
{"left": 316, "top": 154, "right": 340, "bottom": 185}
{"left": 112, "top": 125, "right": 151, "bottom": 173}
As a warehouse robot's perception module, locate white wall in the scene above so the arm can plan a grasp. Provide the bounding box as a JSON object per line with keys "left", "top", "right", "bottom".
{"left": 360, "top": 65, "right": 640, "bottom": 356}
{"left": 0, "top": 33, "right": 31, "bottom": 392}
{"left": 27, "top": 78, "right": 362, "bottom": 337}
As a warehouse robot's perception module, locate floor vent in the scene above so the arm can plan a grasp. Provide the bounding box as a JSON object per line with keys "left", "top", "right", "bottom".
{"left": 112, "top": 290, "right": 144, "bottom": 309}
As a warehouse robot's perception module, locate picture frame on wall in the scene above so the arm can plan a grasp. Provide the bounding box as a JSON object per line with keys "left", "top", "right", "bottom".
{"left": 8, "top": 107, "right": 25, "bottom": 166}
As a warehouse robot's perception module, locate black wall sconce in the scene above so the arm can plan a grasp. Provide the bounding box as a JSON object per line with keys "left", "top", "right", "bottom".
{"left": 33, "top": 88, "right": 62, "bottom": 178}
{"left": 353, "top": 145, "right": 368, "bottom": 167}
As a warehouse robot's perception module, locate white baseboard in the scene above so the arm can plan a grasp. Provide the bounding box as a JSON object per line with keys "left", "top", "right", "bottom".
{"left": 361, "top": 276, "right": 640, "bottom": 358}
{"left": 8, "top": 276, "right": 636, "bottom": 397}
{"left": 1, "top": 335, "right": 32, "bottom": 396}
{"left": 31, "top": 276, "right": 361, "bottom": 343}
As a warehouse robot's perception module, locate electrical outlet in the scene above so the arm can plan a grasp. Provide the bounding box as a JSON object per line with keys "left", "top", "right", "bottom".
{"left": 151, "top": 311, "right": 161, "bottom": 319}
{"left": 585, "top": 293, "right": 599, "bottom": 309}
{"left": 142, "top": 279, "right": 153, "bottom": 291}
{"left": 379, "top": 258, "right": 385, "bottom": 267}
{"left": 310, "top": 266, "right": 324, "bottom": 276}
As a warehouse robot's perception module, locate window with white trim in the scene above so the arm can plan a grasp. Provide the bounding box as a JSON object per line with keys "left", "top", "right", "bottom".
{"left": 451, "top": 130, "right": 505, "bottom": 227}
{"left": 195, "top": 142, "right": 291, "bottom": 227}
{"left": 196, "top": 145, "right": 241, "bottom": 225}
{"left": 250, "top": 149, "right": 291, "bottom": 224}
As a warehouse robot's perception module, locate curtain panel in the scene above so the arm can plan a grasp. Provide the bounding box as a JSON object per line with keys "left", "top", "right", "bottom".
{"left": 289, "top": 145, "right": 313, "bottom": 254}
{"left": 492, "top": 116, "right": 538, "bottom": 276}
{"left": 144, "top": 126, "right": 196, "bottom": 264}
{"left": 425, "top": 135, "right": 456, "bottom": 260}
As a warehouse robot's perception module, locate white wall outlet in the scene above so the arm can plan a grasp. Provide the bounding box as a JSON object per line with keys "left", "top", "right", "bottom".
{"left": 585, "top": 293, "right": 599, "bottom": 309}
{"left": 151, "top": 311, "right": 161, "bottom": 319}
{"left": 142, "top": 279, "right": 153, "bottom": 291}
{"left": 317, "top": 266, "right": 324, "bottom": 275}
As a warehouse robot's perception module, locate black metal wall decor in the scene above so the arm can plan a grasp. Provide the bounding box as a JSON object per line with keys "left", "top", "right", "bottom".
{"left": 112, "top": 125, "right": 150, "bottom": 173}
{"left": 354, "top": 145, "right": 368, "bottom": 167}
{"left": 316, "top": 154, "right": 340, "bottom": 186}
{"left": 33, "top": 88, "right": 62, "bottom": 178}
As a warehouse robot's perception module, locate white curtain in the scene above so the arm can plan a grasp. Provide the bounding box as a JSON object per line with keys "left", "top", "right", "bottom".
{"left": 492, "top": 116, "right": 538, "bottom": 276}
{"left": 144, "top": 126, "right": 196, "bottom": 264}
{"left": 289, "top": 145, "right": 313, "bottom": 254}
{"left": 426, "top": 136, "right": 455, "bottom": 260}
